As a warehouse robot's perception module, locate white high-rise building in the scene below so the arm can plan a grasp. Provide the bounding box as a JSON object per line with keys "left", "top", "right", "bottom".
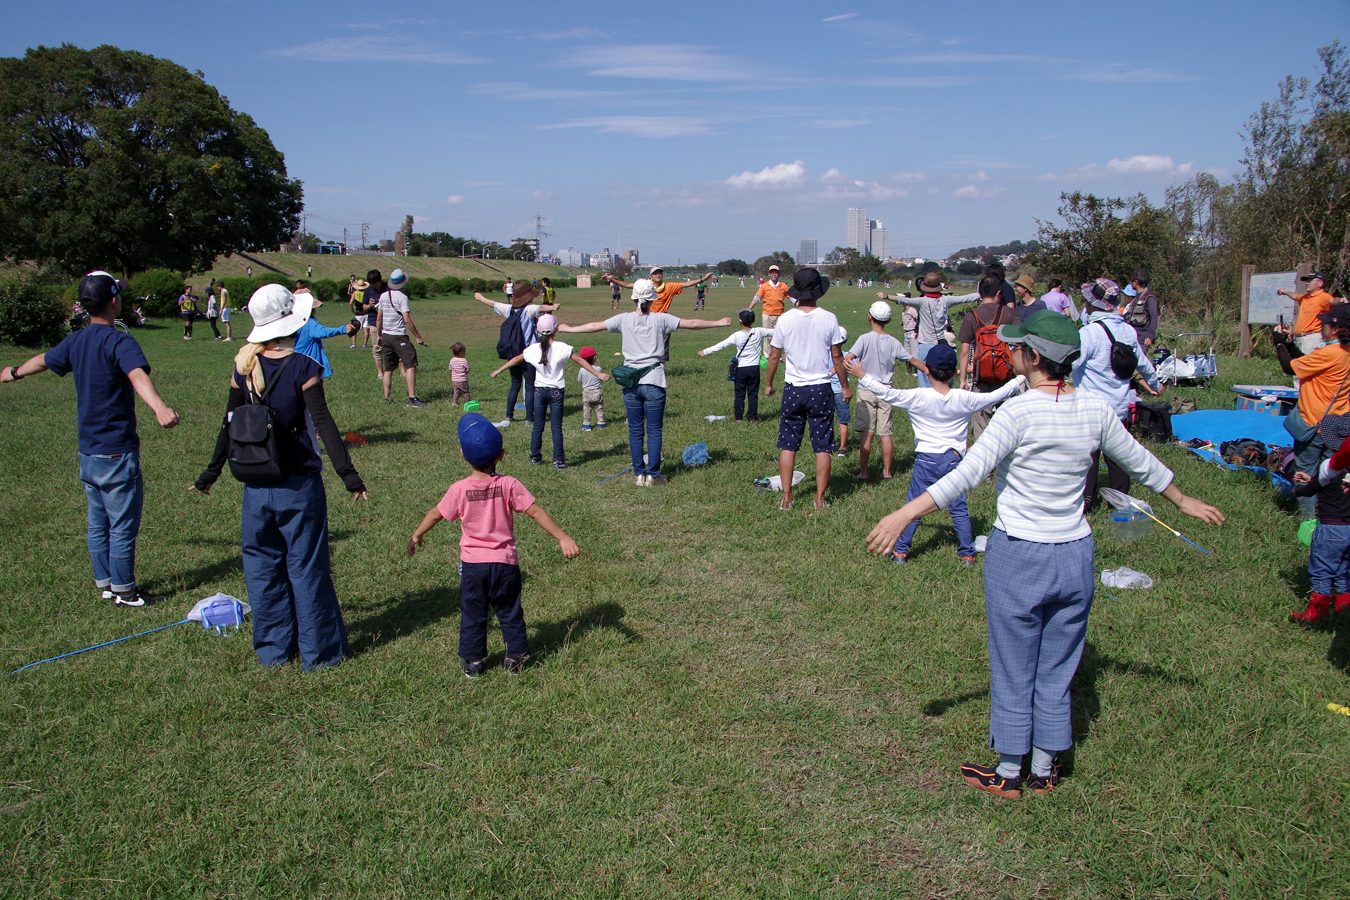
{"left": 797, "top": 239, "right": 818, "bottom": 266}
{"left": 871, "top": 222, "right": 889, "bottom": 260}
{"left": 846, "top": 208, "right": 870, "bottom": 255}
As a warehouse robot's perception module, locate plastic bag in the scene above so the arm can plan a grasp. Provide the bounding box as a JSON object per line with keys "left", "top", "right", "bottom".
{"left": 682, "top": 442, "right": 711, "bottom": 466}
{"left": 754, "top": 471, "right": 806, "bottom": 492}
{"left": 186, "top": 593, "right": 251, "bottom": 636}
{"left": 1101, "top": 568, "right": 1154, "bottom": 589}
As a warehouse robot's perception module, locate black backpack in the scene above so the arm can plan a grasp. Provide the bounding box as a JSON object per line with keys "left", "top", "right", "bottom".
{"left": 497, "top": 306, "right": 527, "bottom": 360}
{"left": 228, "top": 356, "right": 296, "bottom": 485}
{"left": 1132, "top": 401, "right": 1173, "bottom": 442}
{"left": 1097, "top": 321, "right": 1138, "bottom": 381}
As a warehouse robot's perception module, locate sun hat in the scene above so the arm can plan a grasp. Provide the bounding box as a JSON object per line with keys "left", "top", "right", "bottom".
{"left": 787, "top": 267, "right": 829, "bottom": 303}
{"left": 632, "top": 278, "right": 658, "bottom": 304}
{"left": 388, "top": 269, "right": 408, "bottom": 288}
{"left": 458, "top": 413, "right": 503, "bottom": 469}
{"left": 917, "top": 272, "right": 943, "bottom": 293}
{"left": 579, "top": 346, "right": 596, "bottom": 359}
{"left": 998, "top": 309, "right": 1082, "bottom": 363}
{"left": 536, "top": 313, "right": 558, "bottom": 334}
{"left": 1085, "top": 277, "right": 1121, "bottom": 311}
{"left": 510, "top": 282, "right": 540, "bottom": 305}
{"left": 352, "top": 279, "right": 369, "bottom": 290}
{"left": 246, "top": 284, "right": 314, "bottom": 343}
{"left": 78, "top": 271, "right": 126, "bottom": 310}
{"left": 925, "top": 344, "right": 958, "bottom": 369}
{"left": 1013, "top": 274, "right": 1036, "bottom": 293}
{"left": 868, "top": 300, "right": 892, "bottom": 322}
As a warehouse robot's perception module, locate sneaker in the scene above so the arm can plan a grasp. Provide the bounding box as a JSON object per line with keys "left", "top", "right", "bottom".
{"left": 407, "top": 397, "right": 428, "bottom": 407}
{"left": 349, "top": 344, "right": 356, "bottom": 349}
{"left": 1025, "top": 764, "right": 1064, "bottom": 795}
{"left": 635, "top": 475, "right": 650, "bottom": 486}
{"left": 112, "top": 590, "right": 166, "bottom": 608}
{"left": 648, "top": 473, "right": 667, "bottom": 485}
{"left": 504, "top": 655, "right": 527, "bottom": 675}
{"left": 224, "top": 338, "right": 233, "bottom": 342}
{"left": 596, "top": 423, "right": 607, "bottom": 429}
{"left": 892, "top": 552, "right": 907, "bottom": 566}
{"left": 531, "top": 458, "right": 544, "bottom": 465}
{"left": 959, "top": 762, "right": 1023, "bottom": 799}
{"left": 581, "top": 425, "right": 592, "bottom": 432}
{"left": 382, "top": 398, "right": 394, "bottom": 404}
{"left": 461, "top": 658, "right": 485, "bottom": 679}
{"left": 496, "top": 419, "right": 512, "bottom": 428}
{"left": 959, "top": 556, "right": 976, "bottom": 568}
{"left": 553, "top": 460, "right": 569, "bottom": 469}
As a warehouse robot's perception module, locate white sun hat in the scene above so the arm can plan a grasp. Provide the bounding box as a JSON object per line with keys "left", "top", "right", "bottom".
{"left": 246, "top": 283, "right": 314, "bottom": 343}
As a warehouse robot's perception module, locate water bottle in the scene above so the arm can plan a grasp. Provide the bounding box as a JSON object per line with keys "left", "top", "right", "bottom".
{"left": 705, "top": 415, "right": 727, "bottom": 422}
{"left": 1108, "top": 509, "right": 1151, "bottom": 542}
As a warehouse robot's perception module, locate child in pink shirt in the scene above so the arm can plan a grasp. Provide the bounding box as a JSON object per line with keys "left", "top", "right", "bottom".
{"left": 449, "top": 342, "right": 471, "bottom": 405}
{"left": 407, "top": 413, "right": 578, "bottom": 677}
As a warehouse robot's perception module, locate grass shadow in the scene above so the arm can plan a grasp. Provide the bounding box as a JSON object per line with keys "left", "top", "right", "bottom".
{"left": 1327, "top": 622, "right": 1350, "bottom": 675}
{"left": 1070, "top": 641, "right": 1198, "bottom": 748}
{"left": 525, "top": 602, "right": 640, "bottom": 663}
{"left": 347, "top": 584, "right": 459, "bottom": 655}
{"left": 921, "top": 688, "right": 988, "bottom": 717}
{"left": 171, "top": 553, "right": 243, "bottom": 593}
{"left": 1280, "top": 562, "right": 1312, "bottom": 598}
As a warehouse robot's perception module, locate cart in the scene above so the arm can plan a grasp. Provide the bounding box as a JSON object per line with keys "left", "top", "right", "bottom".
{"left": 1153, "top": 332, "right": 1217, "bottom": 389}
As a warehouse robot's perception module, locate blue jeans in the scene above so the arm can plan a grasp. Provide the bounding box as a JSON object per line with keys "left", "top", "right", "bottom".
{"left": 894, "top": 450, "right": 973, "bottom": 558}
{"left": 1309, "top": 522, "right": 1350, "bottom": 595}
{"left": 241, "top": 473, "right": 348, "bottom": 671}
{"left": 623, "top": 383, "right": 666, "bottom": 476}
{"left": 530, "top": 387, "right": 566, "bottom": 463}
{"left": 506, "top": 362, "right": 535, "bottom": 422}
{"left": 459, "top": 561, "right": 528, "bottom": 660}
{"left": 78, "top": 451, "right": 144, "bottom": 593}
{"left": 915, "top": 342, "right": 938, "bottom": 388}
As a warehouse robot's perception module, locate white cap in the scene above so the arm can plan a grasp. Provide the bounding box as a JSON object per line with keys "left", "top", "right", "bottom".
{"left": 768, "top": 264, "right": 780, "bottom": 272}
{"left": 632, "top": 278, "right": 657, "bottom": 303}
{"left": 868, "top": 300, "right": 892, "bottom": 322}
{"left": 838, "top": 326, "right": 849, "bottom": 342}
{"left": 246, "top": 284, "right": 314, "bottom": 343}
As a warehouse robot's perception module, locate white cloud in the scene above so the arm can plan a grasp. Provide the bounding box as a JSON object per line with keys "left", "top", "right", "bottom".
{"left": 952, "top": 170, "right": 991, "bottom": 182}
{"left": 823, "top": 12, "right": 859, "bottom": 21}
{"left": 271, "top": 35, "right": 483, "bottom": 65}
{"left": 560, "top": 44, "right": 758, "bottom": 82}
{"left": 531, "top": 190, "right": 552, "bottom": 200}
{"left": 446, "top": 195, "right": 464, "bottom": 205}
{"left": 534, "top": 27, "right": 606, "bottom": 41}
{"left": 821, "top": 167, "right": 849, "bottom": 183}
{"left": 539, "top": 117, "right": 714, "bottom": 138}
{"left": 813, "top": 119, "right": 871, "bottom": 129}
{"left": 889, "top": 170, "right": 927, "bottom": 183}
{"left": 953, "top": 185, "right": 1007, "bottom": 200}
{"left": 726, "top": 160, "right": 807, "bottom": 189}
{"left": 1040, "top": 154, "right": 1195, "bottom": 182}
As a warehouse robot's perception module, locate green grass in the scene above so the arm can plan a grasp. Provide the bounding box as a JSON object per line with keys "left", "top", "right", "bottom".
{"left": 198, "top": 252, "right": 590, "bottom": 286}
{"left": 1, "top": 285, "right": 1347, "bottom": 899}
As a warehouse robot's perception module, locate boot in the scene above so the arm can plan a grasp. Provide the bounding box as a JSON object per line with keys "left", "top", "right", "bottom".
{"left": 1334, "top": 593, "right": 1350, "bottom": 615}
{"left": 1290, "top": 593, "right": 1332, "bottom": 624}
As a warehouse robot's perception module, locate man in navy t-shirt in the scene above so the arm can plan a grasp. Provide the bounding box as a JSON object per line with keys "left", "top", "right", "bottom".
{"left": 1, "top": 272, "right": 179, "bottom": 607}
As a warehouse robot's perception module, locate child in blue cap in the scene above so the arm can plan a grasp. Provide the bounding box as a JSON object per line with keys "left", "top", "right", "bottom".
{"left": 407, "top": 413, "right": 579, "bottom": 676}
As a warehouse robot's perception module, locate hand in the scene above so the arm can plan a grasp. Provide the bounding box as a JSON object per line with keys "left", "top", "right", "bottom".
{"left": 764, "top": 383, "right": 774, "bottom": 396}
{"left": 843, "top": 357, "right": 865, "bottom": 379}
{"left": 1294, "top": 471, "right": 1313, "bottom": 485}
{"left": 598, "top": 372, "right": 610, "bottom": 382}
{"left": 407, "top": 534, "right": 422, "bottom": 556}
{"left": 866, "top": 509, "right": 916, "bottom": 555}
{"left": 697, "top": 351, "right": 705, "bottom": 357}
{"left": 157, "top": 407, "right": 180, "bottom": 428}
{"left": 841, "top": 386, "right": 853, "bottom": 402}
{"left": 188, "top": 483, "right": 212, "bottom": 496}
{"left": 717, "top": 317, "right": 732, "bottom": 326}
{"left": 417, "top": 338, "right": 427, "bottom": 346}
{"left": 1174, "top": 495, "right": 1225, "bottom": 525}
{"left": 559, "top": 536, "right": 580, "bottom": 559}
{"left": 0, "top": 366, "right": 15, "bottom": 384}
{"left": 490, "top": 370, "right": 499, "bottom": 379}
{"left": 875, "top": 292, "right": 888, "bottom": 300}
{"left": 352, "top": 491, "right": 368, "bottom": 501}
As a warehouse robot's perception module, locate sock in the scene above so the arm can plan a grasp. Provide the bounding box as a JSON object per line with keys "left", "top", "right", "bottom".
{"left": 996, "top": 753, "right": 1022, "bottom": 780}
{"left": 1031, "top": 746, "right": 1056, "bottom": 778}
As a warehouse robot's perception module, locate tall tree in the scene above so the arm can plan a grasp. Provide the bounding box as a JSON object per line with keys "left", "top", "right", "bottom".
{"left": 752, "top": 251, "right": 797, "bottom": 278}
{"left": 0, "top": 44, "right": 303, "bottom": 275}
{"left": 715, "top": 258, "right": 750, "bottom": 276}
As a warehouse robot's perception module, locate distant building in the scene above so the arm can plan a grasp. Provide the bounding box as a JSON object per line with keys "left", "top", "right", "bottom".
{"left": 556, "top": 247, "right": 586, "bottom": 267}
{"left": 798, "top": 239, "right": 818, "bottom": 266}
{"left": 871, "top": 223, "right": 889, "bottom": 261}
{"left": 625, "top": 249, "right": 640, "bottom": 267}
{"left": 591, "top": 247, "right": 614, "bottom": 269}
{"left": 846, "top": 208, "right": 869, "bottom": 255}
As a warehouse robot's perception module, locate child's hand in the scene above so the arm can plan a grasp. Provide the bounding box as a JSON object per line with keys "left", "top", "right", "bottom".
{"left": 697, "top": 351, "right": 705, "bottom": 357}
{"left": 407, "top": 535, "right": 423, "bottom": 556}
{"left": 559, "top": 535, "right": 579, "bottom": 559}
{"left": 1294, "top": 471, "right": 1312, "bottom": 485}
{"left": 598, "top": 372, "right": 610, "bottom": 382}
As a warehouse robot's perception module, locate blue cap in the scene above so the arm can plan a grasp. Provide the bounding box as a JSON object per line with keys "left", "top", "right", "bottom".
{"left": 1122, "top": 285, "right": 1138, "bottom": 297}
{"left": 925, "top": 344, "right": 957, "bottom": 369}
{"left": 457, "top": 413, "right": 503, "bottom": 468}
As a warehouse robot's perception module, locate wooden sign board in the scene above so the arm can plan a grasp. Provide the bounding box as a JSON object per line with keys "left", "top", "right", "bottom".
{"left": 576, "top": 274, "right": 592, "bottom": 288}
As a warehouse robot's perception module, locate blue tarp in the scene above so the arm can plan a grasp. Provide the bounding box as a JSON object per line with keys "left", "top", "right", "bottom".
{"left": 1171, "top": 409, "right": 1290, "bottom": 448}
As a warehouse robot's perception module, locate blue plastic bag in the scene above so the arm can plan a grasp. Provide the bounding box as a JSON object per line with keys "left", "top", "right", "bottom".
{"left": 682, "top": 442, "right": 710, "bottom": 466}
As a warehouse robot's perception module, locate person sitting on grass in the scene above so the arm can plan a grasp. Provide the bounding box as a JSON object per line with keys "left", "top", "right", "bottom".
{"left": 843, "top": 344, "right": 1025, "bottom": 567}
{"left": 697, "top": 308, "right": 771, "bottom": 423}
{"left": 407, "top": 413, "right": 579, "bottom": 677}
{"left": 862, "top": 311, "right": 1223, "bottom": 799}
{"left": 490, "top": 314, "right": 610, "bottom": 469}
{"left": 847, "top": 300, "right": 928, "bottom": 481}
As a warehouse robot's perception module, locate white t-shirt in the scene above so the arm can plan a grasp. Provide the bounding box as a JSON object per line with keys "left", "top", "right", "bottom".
{"left": 769, "top": 306, "right": 844, "bottom": 387}
{"left": 378, "top": 290, "right": 411, "bottom": 336}
{"left": 504, "top": 281, "right": 515, "bottom": 297}
{"left": 522, "top": 339, "right": 574, "bottom": 389}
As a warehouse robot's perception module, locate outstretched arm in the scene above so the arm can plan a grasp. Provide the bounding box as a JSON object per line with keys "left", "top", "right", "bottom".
{"left": 407, "top": 507, "right": 445, "bottom": 555}
{"left": 557, "top": 321, "right": 609, "bottom": 334}
{"left": 572, "top": 353, "right": 610, "bottom": 382}
{"left": 127, "top": 368, "right": 180, "bottom": 428}
{"left": 0, "top": 352, "right": 49, "bottom": 383}
{"left": 678, "top": 317, "right": 733, "bottom": 330}
{"left": 524, "top": 503, "right": 580, "bottom": 558}
{"left": 605, "top": 276, "right": 635, "bottom": 289}
{"left": 681, "top": 273, "right": 713, "bottom": 288}
{"left": 475, "top": 292, "right": 499, "bottom": 308}
{"left": 491, "top": 353, "right": 526, "bottom": 377}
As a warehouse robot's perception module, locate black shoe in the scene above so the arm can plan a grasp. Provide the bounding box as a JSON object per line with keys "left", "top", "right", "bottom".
{"left": 959, "top": 762, "right": 1023, "bottom": 798}
{"left": 1025, "top": 760, "right": 1064, "bottom": 795}
{"left": 407, "top": 397, "right": 428, "bottom": 407}
{"left": 553, "top": 460, "right": 569, "bottom": 469}
{"left": 113, "top": 590, "right": 166, "bottom": 608}
{"left": 382, "top": 398, "right": 394, "bottom": 404}
{"left": 461, "top": 658, "right": 485, "bottom": 679}
{"left": 504, "top": 655, "right": 527, "bottom": 675}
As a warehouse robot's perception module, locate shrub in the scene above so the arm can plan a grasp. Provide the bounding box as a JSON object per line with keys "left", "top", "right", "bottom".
{"left": 485, "top": 279, "right": 504, "bottom": 293}
{"left": 404, "top": 277, "right": 433, "bottom": 299}
{"left": 466, "top": 277, "right": 487, "bottom": 293}
{"left": 219, "top": 277, "right": 255, "bottom": 310}
{"left": 0, "top": 271, "right": 68, "bottom": 347}
{"left": 254, "top": 272, "right": 290, "bottom": 289}
{"left": 310, "top": 279, "right": 342, "bottom": 304}
{"left": 127, "top": 269, "right": 186, "bottom": 317}
{"left": 438, "top": 276, "right": 463, "bottom": 295}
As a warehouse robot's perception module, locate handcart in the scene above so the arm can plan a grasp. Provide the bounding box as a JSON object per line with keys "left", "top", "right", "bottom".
{"left": 1154, "top": 332, "right": 1216, "bottom": 389}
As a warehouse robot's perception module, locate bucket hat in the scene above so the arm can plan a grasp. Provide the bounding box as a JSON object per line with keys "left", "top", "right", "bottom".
{"left": 787, "top": 267, "right": 829, "bottom": 303}
{"left": 998, "top": 309, "right": 1082, "bottom": 363}
{"left": 246, "top": 284, "right": 313, "bottom": 343}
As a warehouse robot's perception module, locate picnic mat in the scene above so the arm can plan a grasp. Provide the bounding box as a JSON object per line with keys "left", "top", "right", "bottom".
{"left": 1170, "top": 409, "right": 1293, "bottom": 494}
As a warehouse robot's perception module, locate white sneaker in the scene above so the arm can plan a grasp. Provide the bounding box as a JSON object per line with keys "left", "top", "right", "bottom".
{"left": 495, "top": 419, "right": 511, "bottom": 429}
{"left": 635, "top": 474, "right": 650, "bottom": 486}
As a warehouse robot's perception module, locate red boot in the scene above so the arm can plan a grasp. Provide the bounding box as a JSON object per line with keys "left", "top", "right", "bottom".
{"left": 1290, "top": 593, "right": 1332, "bottom": 624}
{"left": 1334, "top": 593, "right": 1350, "bottom": 615}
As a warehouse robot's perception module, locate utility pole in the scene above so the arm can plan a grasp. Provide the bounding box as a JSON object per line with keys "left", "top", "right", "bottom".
{"left": 360, "top": 222, "right": 369, "bottom": 250}
{"left": 535, "top": 212, "right": 549, "bottom": 259}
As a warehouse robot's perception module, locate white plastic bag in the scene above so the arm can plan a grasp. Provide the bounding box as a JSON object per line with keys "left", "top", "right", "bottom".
{"left": 974, "top": 535, "right": 989, "bottom": 553}
{"left": 1101, "top": 567, "right": 1154, "bottom": 589}
{"left": 766, "top": 471, "right": 806, "bottom": 491}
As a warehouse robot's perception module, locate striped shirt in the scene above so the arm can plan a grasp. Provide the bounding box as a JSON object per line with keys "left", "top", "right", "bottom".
{"left": 926, "top": 389, "right": 1174, "bottom": 543}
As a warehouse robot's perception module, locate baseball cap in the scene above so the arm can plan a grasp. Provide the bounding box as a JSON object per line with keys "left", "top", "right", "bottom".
{"left": 768, "top": 264, "right": 780, "bottom": 272}
{"left": 998, "top": 310, "right": 1082, "bottom": 363}
{"left": 536, "top": 313, "right": 558, "bottom": 334}
{"left": 632, "top": 279, "right": 657, "bottom": 304}
{"left": 1303, "top": 272, "right": 1326, "bottom": 283}
{"left": 649, "top": 266, "right": 664, "bottom": 275}
{"left": 1317, "top": 305, "right": 1350, "bottom": 327}
{"left": 868, "top": 300, "right": 892, "bottom": 322}
{"left": 458, "top": 413, "right": 503, "bottom": 468}
{"left": 1122, "top": 285, "right": 1138, "bottom": 297}
{"left": 925, "top": 344, "right": 957, "bottom": 369}
{"left": 388, "top": 269, "right": 408, "bottom": 288}
{"left": 78, "top": 271, "right": 126, "bottom": 310}
{"left": 579, "top": 346, "right": 596, "bottom": 359}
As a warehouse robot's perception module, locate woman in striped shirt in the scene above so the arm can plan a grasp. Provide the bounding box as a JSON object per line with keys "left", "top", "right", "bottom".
{"left": 864, "top": 311, "right": 1224, "bottom": 799}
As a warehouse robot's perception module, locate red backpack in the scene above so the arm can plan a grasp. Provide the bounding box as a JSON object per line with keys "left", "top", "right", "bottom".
{"left": 972, "top": 305, "right": 1014, "bottom": 384}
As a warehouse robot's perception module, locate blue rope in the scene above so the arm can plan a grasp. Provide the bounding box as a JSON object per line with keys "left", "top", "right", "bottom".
{"left": 597, "top": 465, "right": 634, "bottom": 485}
{"left": 9, "top": 620, "right": 191, "bottom": 675}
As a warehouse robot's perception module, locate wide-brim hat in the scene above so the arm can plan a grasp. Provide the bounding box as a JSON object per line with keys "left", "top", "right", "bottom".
{"left": 511, "top": 282, "right": 540, "bottom": 305}
{"left": 246, "top": 284, "right": 314, "bottom": 343}
{"left": 917, "top": 272, "right": 943, "bottom": 293}
{"left": 1084, "top": 277, "right": 1121, "bottom": 310}
{"left": 788, "top": 267, "right": 829, "bottom": 302}
{"left": 352, "top": 279, "right": 369, "bottom": 290}
{"left": 998, "top": 310, "right": 1082, "bottom": 363}
{"left": 1013, "top": 274, "right": 1036, "bottom": 293}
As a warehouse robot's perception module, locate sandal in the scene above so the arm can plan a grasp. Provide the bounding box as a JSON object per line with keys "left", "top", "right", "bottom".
{"left": 778, "top": 497, "right": 793, "bottom": 510}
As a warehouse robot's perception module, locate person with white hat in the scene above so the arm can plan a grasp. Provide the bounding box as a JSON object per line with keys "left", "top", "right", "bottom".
{"left": 749, "top": 264, "right": 793, "bottom": 356}
{"left": 190, "top": 283, "right": 368, "bottom": 671}
{"left": 846, "top": 300, "right": 927, "bottom": 481}
{"left": 477, "top": 282, "right": 560, "bottom": 427}
{"left": 374, "top": 268, "right": 429, "bottom": 406}
{"left": 558, "top": 280, "right": 729, "bottom": 485}
{"left": 878, "top": 271, "right": 978, "bottom": 388}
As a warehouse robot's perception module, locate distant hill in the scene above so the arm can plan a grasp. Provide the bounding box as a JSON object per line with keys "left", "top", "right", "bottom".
{"left": 946, "top": 240, "right": 1039, "bottom": 262}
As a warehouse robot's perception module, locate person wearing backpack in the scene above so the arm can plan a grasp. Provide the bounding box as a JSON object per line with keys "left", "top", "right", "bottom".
{"left": 189, "top": 284, "right": 367, "bottom": 671}
{"left": 477, "top": 285, "right": 559, "bottom": 427}
{"left": 958, "top": 276, "right": 1021, "bottom": 440}
{"left": 1073, "top": 280, "right": 1161, "bottom": 510}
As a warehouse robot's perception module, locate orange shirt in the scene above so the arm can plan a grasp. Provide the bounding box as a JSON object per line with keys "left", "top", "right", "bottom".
{"left": 649, "top": 281, "right": 683, "bottom": 314}
{"left": 756, "top": 280, "right": 791, "bottom": 316}
{"left": 1295, "top": 289, "right": 1333, "bottom": 335}
{"left": 1292, "top": 343, "right": 1350, "bottom": 425}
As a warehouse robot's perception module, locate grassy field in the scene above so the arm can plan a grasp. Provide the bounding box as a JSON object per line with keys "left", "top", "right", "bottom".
{"left": 0, "top": 284, "right": 1346, "bottom": 899}
{"left": 198, "top": 251, "right": 590, "bottom": 287}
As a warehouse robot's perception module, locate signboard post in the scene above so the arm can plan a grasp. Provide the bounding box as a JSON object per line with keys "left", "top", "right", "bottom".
{"left": 576, "top": 274, "right": 592, "bottom": 289}
{"left": 1241, "top": 268, "right": 1300, "bottom": 357}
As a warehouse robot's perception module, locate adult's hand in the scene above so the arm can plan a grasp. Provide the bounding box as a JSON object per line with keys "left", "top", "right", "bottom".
{"left": 156, "top": 407, "right": 180, "bottom": 428}
{"left": 417, "top": 338, "right": 427, "bottom": 347}
{"left": 598, "top": 372, "right": 611, "bottom": 382}
{"left": 763, "top": 383, "right": 774, "bottom": 396}
{"left": 875, "top": 292, "right": 888, "bottom": 301}
{"left": 841, "top": 386, "right": 853, "bottom": 402}
{"left": 865, "top": 510, "right": 915, "bottom": 555}
{"left": 188, "top": 483, "right": 212, "bottom": 497}
{"left": 352, "top": 490, "right": 368, "bottom": 502}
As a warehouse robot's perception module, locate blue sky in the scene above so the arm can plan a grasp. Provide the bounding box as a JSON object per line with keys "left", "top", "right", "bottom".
{"left": 6, "top": 1, "right": 1347, "bottom": 264}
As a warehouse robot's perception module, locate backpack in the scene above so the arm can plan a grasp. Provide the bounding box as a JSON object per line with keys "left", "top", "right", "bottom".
{"left": 972, "top": 305, "right": 1014, "bottom": 384}
{"left": 227, "top": 356, "right": 296, "bottom": 485}
{"left": 1132, "top": 401, "right": 1173, "bottom": 442}
{"left": 1097, "top": 321, "right": 1139, "bottom": 381}
{"left": 497, "top": 306, "right": 527, "bottom": 360}
{"left": 1220, "top": 438, "right": 1268, "bottom": 468}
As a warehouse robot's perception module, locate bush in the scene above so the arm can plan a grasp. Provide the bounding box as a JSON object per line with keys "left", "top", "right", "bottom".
{"left": 404, "top": 277, "right": 433, "bottom": 299}
{"left": 127, "top": 269, "right": 186, "bottom": 317}
{"left": 438, "top": 276, "right": 463, "bottom": 295}
{"left": 310, "top": 279, "right": 342, "bottom": 304}
{"left": 254, "top": 272, "right": 290, "bottom": 289}
{"left": 466, "top": 277, "right": 487, "bottom": 293}
{"left": 0, "top": 272, "right": 68, "bottom": 347}
{"left": 218, "top": 277, "right": 255, "bottom": 310}
{"left": 485, "top": 279, "right": 504, "bottom": 293}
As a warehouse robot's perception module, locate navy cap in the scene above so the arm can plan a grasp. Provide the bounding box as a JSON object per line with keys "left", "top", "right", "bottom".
{"left": 458, "top": 413, "right": 503, "bottom": 468}
{"left": 925, "top": 344, "right": 957, "bottom": 369}
{"left": 1316, "top": 304, "right": 1350, "bottom": 327}
{"left": 78, "top": 271, "right": 125, "bottom": 309}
